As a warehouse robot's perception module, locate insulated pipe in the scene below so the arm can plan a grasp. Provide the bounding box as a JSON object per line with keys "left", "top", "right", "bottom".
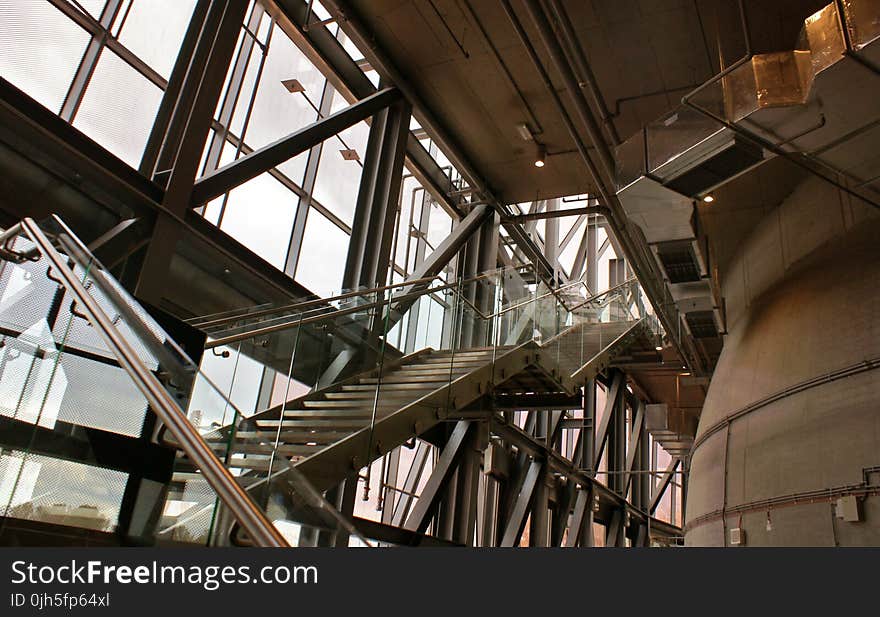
{"left": 543, "top": 0, "right": 620, "bottom": 145}
{"left": 508, "top": 0, "right": 695, "bottom": 373}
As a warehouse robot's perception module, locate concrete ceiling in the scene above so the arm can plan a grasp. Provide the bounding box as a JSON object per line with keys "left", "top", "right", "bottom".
{"left": 339, "top": 0, "right": 716, "bottom": 204}
{"left": 336, "top": 0, "right": 832, "bottom": 206}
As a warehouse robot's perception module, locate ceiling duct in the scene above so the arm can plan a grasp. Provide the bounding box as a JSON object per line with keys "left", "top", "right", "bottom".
{"left": 684, "top": 310, "right": 720, "bottom": 339}
{"left": 655, "top": 240, "right": 703, "bottom": 284}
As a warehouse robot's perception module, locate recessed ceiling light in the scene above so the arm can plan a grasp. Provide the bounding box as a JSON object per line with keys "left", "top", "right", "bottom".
{"left": 702, "top": 194, "right": 715, "bottom": 203}
{"left": 655, "top": 346, "right": 663, "bottom": 351}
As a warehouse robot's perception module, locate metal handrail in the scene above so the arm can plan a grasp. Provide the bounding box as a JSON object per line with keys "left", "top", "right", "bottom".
{"left": 205, "top": 268, "right": 642, "bottom": 350}
{"left": 16, "top": 217, "right": 288, "bottom": 548}
{"left": 204, "top": 273, "right": 488, "bottom": 348}
{"left": 193, "top": 263, "right": 536, "bottom": 331}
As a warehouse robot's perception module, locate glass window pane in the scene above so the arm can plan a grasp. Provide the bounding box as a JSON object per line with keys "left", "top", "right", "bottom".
{"left": 0, "top": 1, "right": 91, "bottom": 113}
{"left": 219, "top": 173, "right": 297, "bottom": 270}
{"left": 296, "top": 208, "right": 348, "bottom": 297}
{"left": 241, "top": 30, "right": 324, "bottom": 186}
{"left": 73, "top": 49, "right": 163, "bottom": 166}
{"left": 427, "top": 203, "right": 452, "bottom": 249}
{"left": 77, "top": 0, "right": 108, "bottom": 20}
{"left": 311, "top": 89, "right": 368, "bottom": 225}
{"left": 116, "top": 0, "right": 197, "bottom": 80}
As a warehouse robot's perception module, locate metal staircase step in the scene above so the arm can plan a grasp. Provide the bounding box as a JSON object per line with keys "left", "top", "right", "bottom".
{"left": 211, "top": 442, "right": 322, "bottom": 457}
{"left": 254, "top": 418, "right": 368, "bottom": 429}
{"left": 259, "top": 407, "right": 376, "bottom": 417}
{"left": 301, "top": 399, "right": 405, "bottom": 409}
{"left": 359, "top": 375, "right": 457, "bottom": 384}
{"left": 323, "top": 391, "right": 419, "bottom": 400}
{"left": 341, "top": 383, "right": 439, "bottom": 392}
{"left": 233, "top": 430, "right": 349, "bottom": 444}
{"left": 408, "top": 356, "right": 491, "bottom": 367}
{"left": 387, "top": 365, "right": 475, "bottom": 376}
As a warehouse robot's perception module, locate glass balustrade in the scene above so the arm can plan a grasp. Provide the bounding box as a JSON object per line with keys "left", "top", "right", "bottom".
{"left": 0, "top": 215, "right": 664, "bottom": 547}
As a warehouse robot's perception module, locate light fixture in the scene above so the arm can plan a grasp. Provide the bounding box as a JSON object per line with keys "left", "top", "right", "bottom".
{"left": 702, "top": 194, "right": 715, "bottom": 203}
{"left": 516, "top": 122, "right": 534, "bottom": 141}
{"left": 655, "top": 345, "right": 663, "bottom": 351}
{"left": 534, "top": 143, "right": 546, "bottom": 168}
{"left": 281, "top": 78, "right": 305, "bottom": 93}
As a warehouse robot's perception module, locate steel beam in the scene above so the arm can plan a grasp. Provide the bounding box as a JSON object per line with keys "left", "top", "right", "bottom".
{"left": 403, "top": 421, "right": 473, "bottom": 535}
{"left": 649, "top": 458, "right": 680, "bottom": 514}
{"left": 390, "top": 440, "right": 431, "bottom": 526}
{"left": 500, "top": 459, "right": 542, "bottom": 547}
{"left": 135, "top": 0, "right": 249, "bottom": 305}
{"left": 141, "top": 0, "right": 222, "bottom": 175}
{"left": 506, "top": 205, "right": 605, "bottom": 224}
{"left": 605, "top": 508, "right": 624, "bottom": 547}
{"left": 343, "top": 94, "right": 411, "bottom": 291}
{"left": 623, "top": 400, "right": 645, "bottom": 495}
{"left": 593, "top": 372, "right": 623, "bottom": 471}
{"left": 192, "top": 88, "right": 400, "bottom": 206}
{"left": 391, "top": 204, "right": 492, "bottom": 322}
{"left": 563, "top": 487, "right": 591, "bottom": 547}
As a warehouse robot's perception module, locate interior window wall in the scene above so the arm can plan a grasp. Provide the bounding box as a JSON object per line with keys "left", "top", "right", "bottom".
{"left": 0, "top": 0, "right": 196, "bottom": 166}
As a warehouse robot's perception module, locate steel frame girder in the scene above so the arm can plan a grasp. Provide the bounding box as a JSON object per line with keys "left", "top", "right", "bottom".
{"left": 649, "top": 458, "right": 680, "bottom": 514}
{"left": 500, "top": 459, "right": 542, "bottom": 547}
{"left": 623, "top": 400, "right": 645, "bottom": 495}
{"left": 605, "top": 509, "right": 624, "bottom": 547}
{"left": 389, "top": 439, "right": 431, "bottom": 526}
{"left": 562, "top": 487, "right": 591, "bottom": 547}
{"left": 592, "top": 371, "right": 623, "bottom": 471}
{"left": 403, "top": 420, "right": 474, "bottom": 535}
{"left": 191, "top": 87, "right": 401, "bottom": 206}
{"left": 389, "top": 204, "right": 492, "bottom": 323}
{"left": 343, "top": 94, "right": 411, "bottom": 291}
{"left": 135, "top": 0, "right": 249, "bottom": 304}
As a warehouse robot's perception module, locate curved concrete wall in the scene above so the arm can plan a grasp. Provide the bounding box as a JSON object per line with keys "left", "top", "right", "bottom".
{"left": 685, "top": 176, "right": 880, "bottom": 546}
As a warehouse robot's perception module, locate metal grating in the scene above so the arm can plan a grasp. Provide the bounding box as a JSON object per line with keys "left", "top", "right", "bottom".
{"left": 664, "top": 137, "right": 763, "bottom": 197}
{"left": 656, "top": 241, "right": 702, "bottom": 283}
{"left": 685, "top": 310, "right": 718, "bottom": 339}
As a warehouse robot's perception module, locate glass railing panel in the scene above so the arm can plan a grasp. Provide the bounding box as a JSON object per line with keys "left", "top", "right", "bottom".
{"left": 0, "top": 229, "right": 155, "bottom": 540}
{"left": 0, "top": 216, "right": 370, "bottom": 547}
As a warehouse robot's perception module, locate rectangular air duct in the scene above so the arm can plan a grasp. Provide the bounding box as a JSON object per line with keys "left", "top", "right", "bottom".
{"left": 685, "top": 310, "right": 719, "bottom": 339}
{"left": 656, "top": 240, "right": 703, "bottom": 283}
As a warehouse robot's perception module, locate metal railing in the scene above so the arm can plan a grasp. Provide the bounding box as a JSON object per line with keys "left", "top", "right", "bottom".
{"left": 4, "top": 216, "right": 288, "bottom": 547}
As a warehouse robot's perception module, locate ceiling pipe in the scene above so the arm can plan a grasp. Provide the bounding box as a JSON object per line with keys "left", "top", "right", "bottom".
{"left": 543, "top": 0, "right": 620, "bottom": 146}
{"left": 510, "top": 0, "right": 699, "bottom": 375}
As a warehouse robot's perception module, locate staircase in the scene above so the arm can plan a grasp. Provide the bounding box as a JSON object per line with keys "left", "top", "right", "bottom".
{"left": 170, "top": 319, "right": 649, "bottom": 501}
{"left": 0, "top": 215, "right": 657, "bottom": 546}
